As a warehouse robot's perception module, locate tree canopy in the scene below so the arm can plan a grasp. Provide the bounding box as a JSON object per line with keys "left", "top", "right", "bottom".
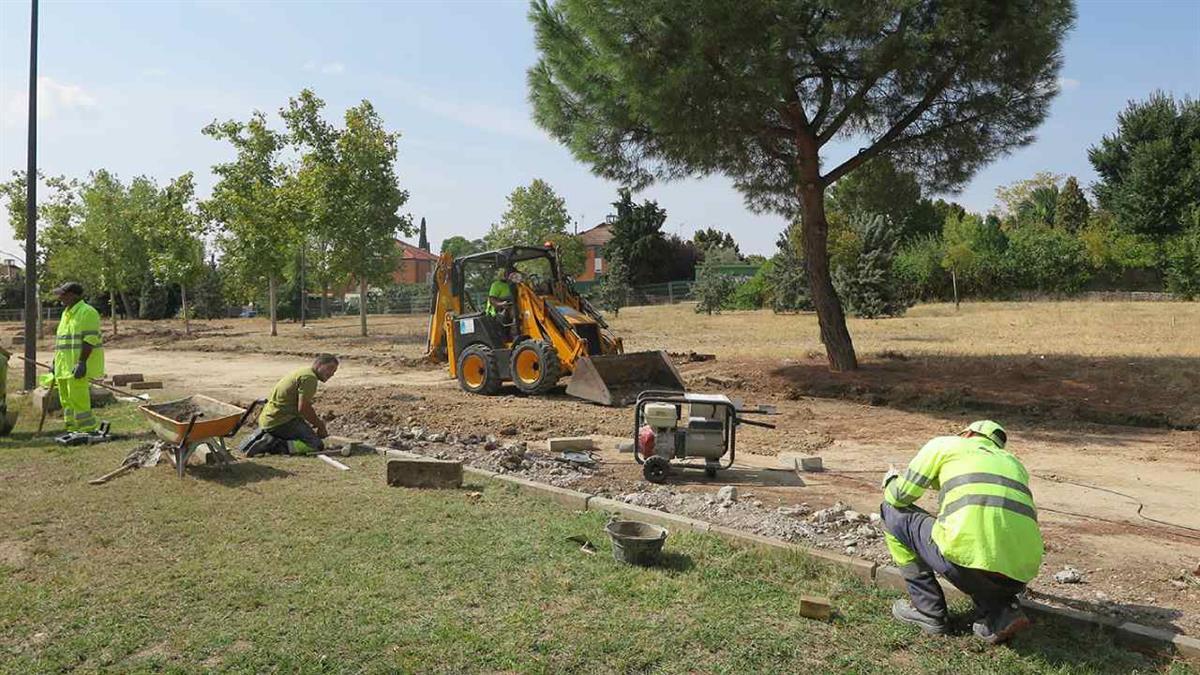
{"left": 528, "top": 0, "right": 1074, "bottom": 370}
{"left": 604, "top": 188, "right": 670, "bottom": 285}
{"left": 1088, "top": 92, "right": 1199, "bottom": 236}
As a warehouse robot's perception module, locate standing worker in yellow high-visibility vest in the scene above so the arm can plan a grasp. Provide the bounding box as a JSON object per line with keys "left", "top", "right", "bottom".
{"left": 52, "top": 282, "right": 104, "bottom": 433}
{"left": 880, "top": 420, "right": 1043, "bottom": 645}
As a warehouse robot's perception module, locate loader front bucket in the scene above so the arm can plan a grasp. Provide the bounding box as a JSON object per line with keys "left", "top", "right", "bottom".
{"left": 565, "top": 351, "right": 685, "bottom": 406}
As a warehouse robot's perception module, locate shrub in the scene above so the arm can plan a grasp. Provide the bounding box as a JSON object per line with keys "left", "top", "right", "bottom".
{"left": 1163, "top": 226, "right": 1200, "bottom": 299}
{"left": 693, "top": 255, "right": 735, "bottom": 314}
{"left": 894, "top": 234, "right": 950, "bottom": 301}
{"left": 730, "top": 261, "right": 771, "bottom": 309}
{"left": 765, "top": 224, "right": 812, "bottom": 312}
{"left": 1003, "top": 224, "right": 1091, "bottom": 294}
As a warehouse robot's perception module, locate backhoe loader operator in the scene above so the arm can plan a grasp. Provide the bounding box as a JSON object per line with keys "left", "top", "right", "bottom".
{"left": 486, "top": 267, "right": 520, "bottom": 318}
{"left": 880, "top": 420, "right": 1042, "bottom": 645}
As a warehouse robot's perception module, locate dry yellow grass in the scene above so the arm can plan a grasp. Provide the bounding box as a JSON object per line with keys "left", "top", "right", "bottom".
{"left": 611, "top": 301, "right": 1200, "bottom": 360}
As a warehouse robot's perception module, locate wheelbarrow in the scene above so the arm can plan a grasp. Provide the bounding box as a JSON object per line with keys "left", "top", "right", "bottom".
{"left": 139, "top": 395, "right": 263, "bottom": 478}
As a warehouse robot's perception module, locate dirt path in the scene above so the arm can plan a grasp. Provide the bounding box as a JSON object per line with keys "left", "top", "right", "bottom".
{"left": 100, "top": 345, "right": 1200, "bottom": 635}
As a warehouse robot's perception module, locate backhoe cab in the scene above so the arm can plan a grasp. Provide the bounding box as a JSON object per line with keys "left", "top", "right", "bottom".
{"left": 425, "top": 244, "right": 684, "bottom": 405}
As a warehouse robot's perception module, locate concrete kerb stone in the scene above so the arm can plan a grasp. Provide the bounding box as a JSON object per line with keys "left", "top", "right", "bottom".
{"left": 463, "top": 465, "right": 498, "bottom": 480}
{"left": 801, "top": 546, "right": 877, "bottom": 582}
{"left": 588, "top": 497, "right": 712, "bottom": 534}
{"left": 491, "top": 473, "right": 591, "bottom": 511}
{"left": 873, "top": 564, "right": 908, "bottom": 592}
{"left": 1116, "top": 622, "right": 1200, "bottom": 664}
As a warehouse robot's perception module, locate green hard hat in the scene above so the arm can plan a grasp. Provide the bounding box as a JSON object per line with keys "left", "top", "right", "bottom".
{"left": 966, "top": 420, "right": 1007, "bottom": 448}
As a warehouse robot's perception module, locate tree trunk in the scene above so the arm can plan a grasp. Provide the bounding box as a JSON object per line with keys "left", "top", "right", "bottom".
{"left": 181, "top": 284, "right": 190, "bottom": 335}
{"left": 321, "top": 282, "right": 329, "bottom": 319}
{"left": 110, "top": 289, "right": 118, "bottom": 336}
{"left": 268, "top": 275, "right": 278, "bottom": 337}
{"left": 359, "top": 278, "right": 368, "bottom": 337}
{"left": 119, "top": 290, "right": 135, "bottom": 324}
{"left": 951, "top": 269, "right": 959, "bottom": 310}
{"left": 35, "top": 289, "right": 44, "bottom": 339}
{"left": 299, "top": 248, "right": 307, "bottom": 328}
{"left": 799, "top": 182, "right": 858, "bottom": 371}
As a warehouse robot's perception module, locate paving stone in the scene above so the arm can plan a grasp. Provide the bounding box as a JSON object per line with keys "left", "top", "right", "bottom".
{"left": 386, "top": 457, "right": 463, "bottom": 489}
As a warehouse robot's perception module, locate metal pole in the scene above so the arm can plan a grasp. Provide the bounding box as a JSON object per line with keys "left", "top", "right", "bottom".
{"left": 299, "top": 242, "right": 306, "bottom": 326}
{"left": 22, "top": 0, "right": 39, "bottom": 390}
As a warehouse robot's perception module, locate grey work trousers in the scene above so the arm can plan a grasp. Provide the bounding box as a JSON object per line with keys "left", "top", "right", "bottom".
{"left": 880, "top": 502, "right": 1026, "bottom": 621}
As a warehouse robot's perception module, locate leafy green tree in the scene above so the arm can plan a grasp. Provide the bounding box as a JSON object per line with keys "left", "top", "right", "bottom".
{"left": 528, "top": 0, "right": 1074, "bottom": 371}
{"left": 730, "top": 261, "right": 771, "bottom": 309}
{"left": 894, "top": 234, "right": 950, "bottom": 302}
{"left": 333, "top": 100, "right": 412, "bottom": 336}
{"left": 604, "top": 188, "right": 670, "bottom": 284}
{"left": 1163, "top": 226, "right": 1200, "bottom": 300}
{"left": 1054, "top": 176, "right": 1090, "bottom": 232}
{"left": 693, "top": 254, "right": 735, "bottom": 315}
{"left": 74, "top": 170, "right": 150, "bottom": 334}
{"left": 826, "top": 157, "right": 924, "bottom": 239}
{"left": 203, "top": 111, "right": 293, "bottom": 336}
{"left": 486, "top": 179, "right": 573, "bottom": 248}
{"left": 1078, "top": 209, "right": 1157, "bottom": 273}
{"left": 1004, "top": 224, "right": 1090, "bottom": 294}
{"left": 189, "top": 255, "right": 228, "bottom": 319}
{"left": 595, "top": 246, "right": 633, "bottom": 316}
{"left": 139, "top": 173, "right": 205, "bottom": 333}
{"left": 658, "top": 234, "right": 700, "bottom": 283}
{"left": 1089, "top": 92, "right": 1200, "bottom": 237}
{"left": 993, "top": 172, "right": 1062, "bottom": 224}
{"left": 765, "top": 225, "right": 811, "bottom": 313}
{"left": 834, "top": 214, "right": 911, "bottom": 318}
{"left": 692, "top": 228, "right": 739, "bottom": 257}
{"left": 940, "top": 211, "right": 1008, "bottom": 301}
{"left": 440, "top": 235, "right": 484, "bottom": 258}
{"left": 418, "top": 217, "right": 430, "bottom": 251}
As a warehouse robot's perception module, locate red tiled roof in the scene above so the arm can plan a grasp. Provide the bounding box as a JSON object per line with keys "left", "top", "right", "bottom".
{"left": 397, "top": 239, "right": 439, "bottom": 261}
{"left": 579, "top": 223, "right": 612, "bottom": 248}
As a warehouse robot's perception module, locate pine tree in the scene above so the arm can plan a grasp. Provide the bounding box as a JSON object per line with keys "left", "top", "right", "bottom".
{"left": 834, "top": 214, "right": 912, "bottom": 318}
{"left": 766, "top": 224, "right": 812, "bottom": 313}
{"left": 1054, "top": 176, "right": 1090, "bottom": 232}
{"left": 419, "top": 217, "right": 430, "bottom": 251}
{"left": 595, "top": 248, "right": 633, "bottom": 317}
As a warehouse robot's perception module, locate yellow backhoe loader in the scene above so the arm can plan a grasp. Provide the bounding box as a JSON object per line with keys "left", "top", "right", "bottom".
{"left": 425, "top": 244, "right": 684, "bottom": 405}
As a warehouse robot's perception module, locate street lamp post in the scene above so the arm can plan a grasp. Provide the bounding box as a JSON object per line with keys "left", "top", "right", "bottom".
{"left": 23, "top": 0, "right": 39, "bottom": 390}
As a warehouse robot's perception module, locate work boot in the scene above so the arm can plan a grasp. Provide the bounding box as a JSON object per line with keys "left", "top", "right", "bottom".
{"left": 891, "top": 599, "right": 949, "bottom": 636}
{"left": 973, "top": 602, "right": 1031, "bottom": 645}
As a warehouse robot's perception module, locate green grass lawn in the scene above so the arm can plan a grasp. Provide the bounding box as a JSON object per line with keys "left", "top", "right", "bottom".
{"left": 0, "top": 399, "right": 1193, "bottom": 674}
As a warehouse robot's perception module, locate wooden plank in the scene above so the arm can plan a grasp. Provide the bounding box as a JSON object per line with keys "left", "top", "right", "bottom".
{"left": 318, "top": 454, "right": 350, "bottom": 471}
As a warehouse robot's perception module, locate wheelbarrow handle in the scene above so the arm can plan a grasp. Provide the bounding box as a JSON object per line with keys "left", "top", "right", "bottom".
{"left": 227, "top": 399, "right": 266, "bottom": 438}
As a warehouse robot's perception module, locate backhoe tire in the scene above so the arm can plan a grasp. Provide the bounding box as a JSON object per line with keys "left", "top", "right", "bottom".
{"left": 509, "top": 340, "right": 562, "bottom": 395}
{"left": 457, "top": 344, "right": 502, "bottom": 395}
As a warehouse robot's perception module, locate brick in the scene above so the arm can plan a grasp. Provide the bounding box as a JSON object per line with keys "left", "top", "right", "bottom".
{"left": 491, "top": 474, "right": 591, "bottom": 510}
{"left": 386, "top": 457, "right": 462, "bottom": 489}
{"left": 798, "top": 595, "right": 833, "bottom": 621}
{"left": 10, "top": 336, "right": 23, "bottom": 346}
{"left": 547, "top": 436, "right": 595, "bottom": 453}
{"left": 128, "top": 381, "right": 163, "bottom": 390}
{"left": 800, "top": 456, "right": 824, "bottom": 472}
{"left": 589, "top": 497, "right": 712, "bottom": 534}
{"left": 325, "top": 435, "right": 375, "bottom": 455}
{"left": 89, "top": 386, "right": 115, "bottom": 408}
{"left": 111, "top": 373, "right": 144, "bottom": 386}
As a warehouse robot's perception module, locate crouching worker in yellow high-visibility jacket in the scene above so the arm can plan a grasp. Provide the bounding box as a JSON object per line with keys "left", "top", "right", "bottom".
{"left": 880, "top": 420, "right": 1043, "bottom": 645}
{"left": 52, "top": 282, "right": 104, "bottom": 433}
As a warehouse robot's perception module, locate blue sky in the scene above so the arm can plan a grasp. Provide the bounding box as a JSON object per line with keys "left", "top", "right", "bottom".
{"left": 1, "top": 0, "right": 1198, "bottom": 259}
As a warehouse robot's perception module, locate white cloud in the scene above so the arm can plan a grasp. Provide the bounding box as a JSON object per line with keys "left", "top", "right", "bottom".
{"left": 304, "top": 60, "right": 345, "bottom": 75}
{"left": 2, "top": 76, "right": 98, "bottom": 127}
{"left": 387, "top": 78, "right": 548, "bottom": 143}
{"left": 1057, "top": 77, "right": 1081, "bottom": 91}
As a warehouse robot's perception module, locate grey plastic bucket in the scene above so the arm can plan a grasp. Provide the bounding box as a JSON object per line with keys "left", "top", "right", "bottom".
{"left": 606, "top": 519, "right": 668, "bottom": 566}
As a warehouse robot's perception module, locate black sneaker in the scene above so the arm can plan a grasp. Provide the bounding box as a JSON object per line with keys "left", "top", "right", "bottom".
{"left": 973, "top": 603, "right": 1031, "bottom": 645}
{"left": 891, "top": 599, "right": 949, "bottom": 636}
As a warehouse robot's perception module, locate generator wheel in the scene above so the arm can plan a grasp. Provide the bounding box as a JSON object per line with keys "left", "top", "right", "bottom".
{"left": 643, "top": 456, "right": 670, "bottom": 484}
{"left": 705, "top": 464, "right": 718, "bottom": 479}
{"left": 509, "top": 340, "right": 562, "bottom": 395}
{"left": 457, "top": 344, "right": 501, "bottom": 395}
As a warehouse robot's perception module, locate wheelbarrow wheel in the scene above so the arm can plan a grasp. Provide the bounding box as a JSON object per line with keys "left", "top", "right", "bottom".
{"left": 643, "top": 456, "right": 670, "bottom": 484}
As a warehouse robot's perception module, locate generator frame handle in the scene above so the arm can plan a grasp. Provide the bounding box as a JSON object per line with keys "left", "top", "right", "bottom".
{"left": 632, "top": 392, "right": 739, "bottom": 471}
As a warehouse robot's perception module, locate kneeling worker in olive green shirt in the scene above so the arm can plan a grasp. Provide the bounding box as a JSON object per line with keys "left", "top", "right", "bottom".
{"left": 240, "top": 354, "right": 339, "bottom": 456}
